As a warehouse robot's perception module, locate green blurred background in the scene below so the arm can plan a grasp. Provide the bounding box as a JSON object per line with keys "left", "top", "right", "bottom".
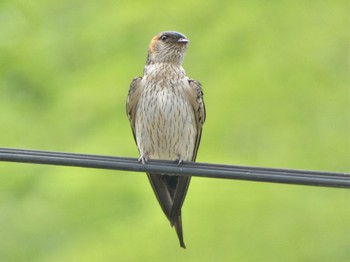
{"left": 0, "top": 0, "right": 349, "bottom": 261}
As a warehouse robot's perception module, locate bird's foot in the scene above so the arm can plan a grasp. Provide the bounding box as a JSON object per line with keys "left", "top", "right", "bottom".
{"left": 175, "top": 158, "right": 185, "bottom": 166}
{"left": 138, "top": 154, "right": 149, "bottom": 164}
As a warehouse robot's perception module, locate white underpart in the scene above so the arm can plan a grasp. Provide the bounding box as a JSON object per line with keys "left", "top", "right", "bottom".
{"left": 135, "top": 64, "right": 197, "bottom": 161}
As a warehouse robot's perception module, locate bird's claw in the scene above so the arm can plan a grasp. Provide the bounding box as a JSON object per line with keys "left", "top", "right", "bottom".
{"left": 138, "top": 155, "right": 148, "bottom": 164}
{"left": 176, "top": 158, "right": 184, "bottom": 166}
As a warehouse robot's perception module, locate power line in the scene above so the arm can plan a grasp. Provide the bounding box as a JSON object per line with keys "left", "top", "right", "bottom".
{"left": 0, "top": 147, "right": 349, "bottom": 189}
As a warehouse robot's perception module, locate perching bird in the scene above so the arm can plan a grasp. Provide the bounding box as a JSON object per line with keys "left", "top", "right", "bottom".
{"left": 126, "top": 31, "right": 205, "bottom": 248}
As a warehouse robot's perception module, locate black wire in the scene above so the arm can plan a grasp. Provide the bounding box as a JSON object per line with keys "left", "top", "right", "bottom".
{"left": 0, "top": 147, "right": 349, "bottom": 188}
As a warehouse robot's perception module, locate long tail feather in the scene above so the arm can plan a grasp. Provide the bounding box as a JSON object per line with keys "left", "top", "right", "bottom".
{"left": 173, "top": 213, "right": 186, "bottom": 248}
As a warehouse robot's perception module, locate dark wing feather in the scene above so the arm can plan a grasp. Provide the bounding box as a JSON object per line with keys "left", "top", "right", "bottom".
{"left": 147, "top": 174, "right": 174, "bottom": 218}
{"left": 187, "top": 79, "right": 206, "bottom": 162}
{"left": 126, "top": 77, "right": 142, "bottom": 143}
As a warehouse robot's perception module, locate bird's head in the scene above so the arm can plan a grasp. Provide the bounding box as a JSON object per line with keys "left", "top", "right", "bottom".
{"left": 146, "top": 31, "right": 189, "bottom": 65}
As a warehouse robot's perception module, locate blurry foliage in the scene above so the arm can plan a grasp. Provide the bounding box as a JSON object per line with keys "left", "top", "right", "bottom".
{"left": 0, "top": 0, "right": 349, "bottom": 261}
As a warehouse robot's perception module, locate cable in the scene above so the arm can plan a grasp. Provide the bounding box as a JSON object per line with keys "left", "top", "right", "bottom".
{"left": 0, "top": 147, "right": 349, "bottom": 188}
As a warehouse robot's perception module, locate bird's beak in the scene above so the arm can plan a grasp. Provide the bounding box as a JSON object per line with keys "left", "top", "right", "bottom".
{"left": 177, "top": 37, "right": 189, "bottom": 44}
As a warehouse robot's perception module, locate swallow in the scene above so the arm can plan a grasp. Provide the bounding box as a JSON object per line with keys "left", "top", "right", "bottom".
{"left": 126, "top": 31, "right": 205, "bottom": 248}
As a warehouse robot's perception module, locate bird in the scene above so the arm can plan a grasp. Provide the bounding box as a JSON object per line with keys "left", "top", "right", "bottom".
{"left": 126, "top": 31, "right": 205, "bottom": 248}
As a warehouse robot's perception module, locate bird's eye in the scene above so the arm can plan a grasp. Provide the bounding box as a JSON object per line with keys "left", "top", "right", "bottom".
{"left": 160, "top": 35, "right": 168, "bottom": 41}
